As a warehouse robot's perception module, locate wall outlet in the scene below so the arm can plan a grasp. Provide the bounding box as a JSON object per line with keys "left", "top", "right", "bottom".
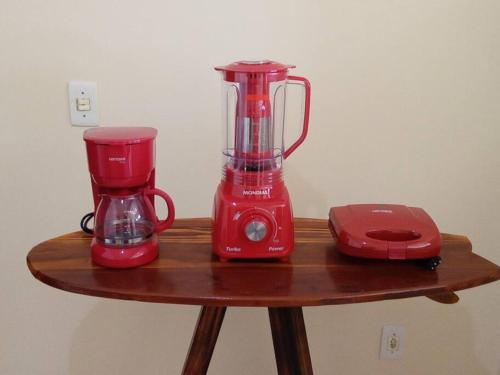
{"left": 380, "top": 325, "right": 405, "bottom": 360}
{"left": 68, "top": 81, "right": 99, "bottom": 127}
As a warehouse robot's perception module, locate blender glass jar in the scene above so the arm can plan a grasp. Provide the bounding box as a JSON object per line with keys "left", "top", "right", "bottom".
{"left": 216, "top": 60, "right": 311, "bottom": 185}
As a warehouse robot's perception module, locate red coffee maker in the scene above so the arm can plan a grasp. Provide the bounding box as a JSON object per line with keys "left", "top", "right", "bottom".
{"left": 82, "top": 127, "right": 175, "bottom": 268}
{"left": 213, "top": 60, "right": 311, "bottom": 260}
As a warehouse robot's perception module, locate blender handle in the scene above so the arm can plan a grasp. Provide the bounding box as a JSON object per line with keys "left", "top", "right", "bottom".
{"left": 283, "top": 75, "right": 311, "bottom": 159}
{"left": 144, "top": 188, "right": 175, "bottom": 233}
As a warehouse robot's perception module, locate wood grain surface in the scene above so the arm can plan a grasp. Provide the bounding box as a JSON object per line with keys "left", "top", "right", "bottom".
{"left": 27, "top": 218, "right": 500, "bottom": 307}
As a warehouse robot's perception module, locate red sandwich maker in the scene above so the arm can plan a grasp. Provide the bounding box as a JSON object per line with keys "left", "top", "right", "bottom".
{"left": 329, "top": 204, "right": 441, "bottom": 270}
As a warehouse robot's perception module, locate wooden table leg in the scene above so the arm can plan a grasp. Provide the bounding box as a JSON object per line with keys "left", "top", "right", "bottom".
{"left": 182, "top": 306, "right": 227, "bottom": 375}
{"left": 269, "top": 307, "right": 314, "bottom": 375}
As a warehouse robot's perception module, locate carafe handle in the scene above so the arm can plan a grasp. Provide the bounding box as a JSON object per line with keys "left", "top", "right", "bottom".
{"left": 144, "top": 188, "right": 175, "bottom": 233}
{"left": 283, "top": 75, "right": 311, "bottom": 159}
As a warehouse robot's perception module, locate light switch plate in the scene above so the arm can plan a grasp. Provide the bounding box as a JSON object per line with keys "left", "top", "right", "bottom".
{"left": 68, "top": 81, "right": 99, "bottom": 126}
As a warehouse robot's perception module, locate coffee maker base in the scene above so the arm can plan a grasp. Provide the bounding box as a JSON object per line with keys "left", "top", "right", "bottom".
{"left": 91, "top": 235, "right": 159, "bottom": 268}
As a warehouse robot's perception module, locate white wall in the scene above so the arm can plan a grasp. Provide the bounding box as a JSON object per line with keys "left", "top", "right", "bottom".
{"left": 1, "top": 1, "right": 499, "bottom": 374}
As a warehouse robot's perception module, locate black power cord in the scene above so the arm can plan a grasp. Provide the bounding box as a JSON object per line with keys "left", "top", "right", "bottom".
{"left": 80, "top": 212, "right": 95, "bottom": 235}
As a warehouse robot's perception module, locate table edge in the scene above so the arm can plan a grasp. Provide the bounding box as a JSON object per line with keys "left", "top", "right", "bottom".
{"left": 26, "top": 218, "right": 500, "bottom": 307}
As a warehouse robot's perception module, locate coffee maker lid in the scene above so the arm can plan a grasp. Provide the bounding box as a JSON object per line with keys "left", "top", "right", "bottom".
{"left": 83, "top": 127, "right": 157, "bottom": 145}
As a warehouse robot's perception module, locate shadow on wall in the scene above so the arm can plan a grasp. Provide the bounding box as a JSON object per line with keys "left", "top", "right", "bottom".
{"left": 68, "top": 301, "right": 275, "bottom": 375}
{"left": 286, "top": 163, "right": 327, "bottom": 218}
{"left": 307, "top": 299, "right": 490, "bottom": 375}
{"left": 68, "top": 301, "right": 197, "bottom": 375}
{"left": 67, "top": 296, "right": 490, "bottom": 375}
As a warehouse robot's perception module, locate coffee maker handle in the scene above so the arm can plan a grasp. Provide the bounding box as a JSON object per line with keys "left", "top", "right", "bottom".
{"left": 283, "top": 75, "right": 311, "bottom": 159}
{"left": 145, "top": 188, "right": 175, "bottom": 233}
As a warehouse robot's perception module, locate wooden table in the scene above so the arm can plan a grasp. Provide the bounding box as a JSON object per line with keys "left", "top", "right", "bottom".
{"left": 27, "top": 218, "right": 500, "bottom": 375}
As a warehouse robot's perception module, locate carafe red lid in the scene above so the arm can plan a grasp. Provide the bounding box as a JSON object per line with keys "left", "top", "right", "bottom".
{"left": 83, "top": 127, "right": 157, "bottom": 145}
{"left": 215, "top": 60, "right": 295, "bottom": 82}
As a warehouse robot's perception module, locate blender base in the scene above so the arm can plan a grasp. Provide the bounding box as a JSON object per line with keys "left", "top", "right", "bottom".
{"left": 213, "top": 182, "right": 294, "bottom": 261}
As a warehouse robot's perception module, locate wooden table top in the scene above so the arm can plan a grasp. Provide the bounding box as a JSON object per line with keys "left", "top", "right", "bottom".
{"left": 27, "top": 218, "right": 500, "bottom": 307}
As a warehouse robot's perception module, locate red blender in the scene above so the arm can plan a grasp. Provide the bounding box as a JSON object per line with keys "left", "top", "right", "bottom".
{"left": 82, "top": 127, "right": 175, "bottom": 268}
{"left": 213, "top": 60, "right": 311, "bottom": 260}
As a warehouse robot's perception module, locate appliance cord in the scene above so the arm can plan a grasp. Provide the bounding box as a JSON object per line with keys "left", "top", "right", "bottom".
{"left": 80, "top": 212, "right": 95, "bottom": 235}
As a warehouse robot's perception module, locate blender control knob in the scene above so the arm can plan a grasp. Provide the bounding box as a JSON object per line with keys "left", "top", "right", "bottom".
{"left": 244, "top": 220, "right": 268, "bottom": 242}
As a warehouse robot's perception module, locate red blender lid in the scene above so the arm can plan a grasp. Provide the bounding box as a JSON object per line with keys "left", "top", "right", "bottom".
{"left": 83, "top": 127, "right": 157, "bottom": 145}
{"left": 215, "top": 60, "right": 294, "bottom": 73}
{"left": 215, "top": 60, "right": 295, "bottom": 82}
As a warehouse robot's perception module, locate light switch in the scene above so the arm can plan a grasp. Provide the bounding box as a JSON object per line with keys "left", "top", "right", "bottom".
{"left": 76, "top": 98, "right": 91, "bottom": 111}
{"left": 68, "top": 81, "right": 99, "bottom": 126}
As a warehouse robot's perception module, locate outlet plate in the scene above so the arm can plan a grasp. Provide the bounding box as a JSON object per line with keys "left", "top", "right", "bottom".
{"left": 68, "top": 81, "right": 99, "bottom": 127}
{"left": 380, "top": 325, "right": 405, "bottom": 360}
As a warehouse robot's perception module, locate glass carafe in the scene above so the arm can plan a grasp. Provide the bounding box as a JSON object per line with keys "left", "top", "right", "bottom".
{"left": 94, "top": 189, "right": 174, "bottom": 246}
{"left": 216, "top": 60, "right": 311, "bottom": 178}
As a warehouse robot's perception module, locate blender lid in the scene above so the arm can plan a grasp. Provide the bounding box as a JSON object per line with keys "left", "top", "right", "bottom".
{"left": 83, "top": 127, "right": 157, "bottom": 145}
{"left": 215, "top": 60, "right": 295, "bottom": 73}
